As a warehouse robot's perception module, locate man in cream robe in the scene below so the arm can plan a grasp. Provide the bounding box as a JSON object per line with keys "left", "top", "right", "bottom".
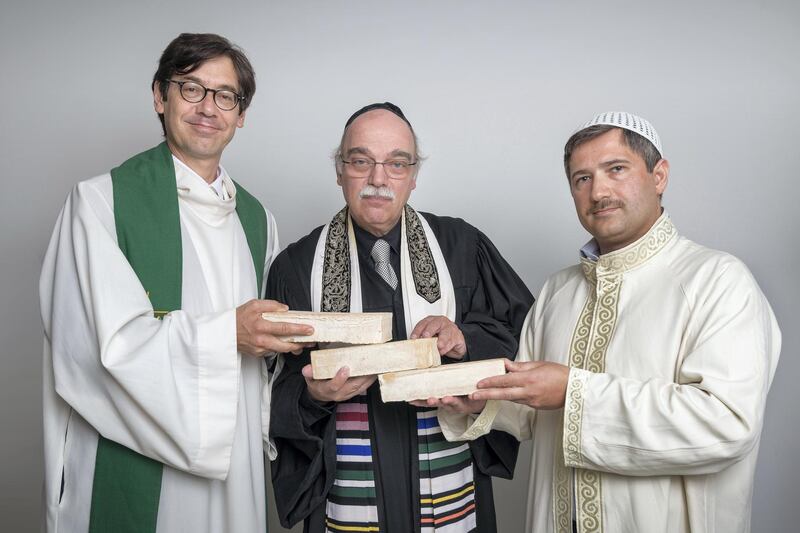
{"left": 438, "top": 112, "right": 781, "bottom": 533}
{"left": 40, "top": 33, "right": 311, "bottom": 533}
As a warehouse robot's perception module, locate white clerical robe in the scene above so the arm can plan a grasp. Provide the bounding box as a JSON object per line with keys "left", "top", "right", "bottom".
{"left": 40, "top": 157, "right": 279, "bottom": 533}
{"left": 440, "top": 213, "right": 781, "bottom": 533}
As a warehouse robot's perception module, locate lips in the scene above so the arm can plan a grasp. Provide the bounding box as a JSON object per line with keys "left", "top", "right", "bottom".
{"left": 187, "top": 119, "right": 221, "bottom": 132}
{"left": 590, "top": 200, "right": 623, "bottom": 216}
{"left": 592, "top": 206, "right": 619, "bottom": 215}
{"left": 362, "top": 195, "right": 392, "bottom": 203}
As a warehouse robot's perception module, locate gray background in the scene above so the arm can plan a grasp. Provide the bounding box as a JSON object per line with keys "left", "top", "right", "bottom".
{"left": 2, "top": 1, "right": 797, "bottom": 531}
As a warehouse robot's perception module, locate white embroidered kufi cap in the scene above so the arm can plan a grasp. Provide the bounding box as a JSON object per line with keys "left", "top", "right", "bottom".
{"left": 578, "top": 111, "right": 663, "bottom": 156}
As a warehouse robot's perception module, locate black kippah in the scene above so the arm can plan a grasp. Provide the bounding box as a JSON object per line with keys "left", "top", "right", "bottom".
{"left": 344, "top": 102, "right": 413, "bottom": 130}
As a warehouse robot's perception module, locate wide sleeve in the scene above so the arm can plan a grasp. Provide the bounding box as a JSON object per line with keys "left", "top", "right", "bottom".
{"left": 453, "top": 230, "right": 534, "bottom": 478}
{"left": 459, "top": 230, "right": 534, "bottom": 361}
{"left": 39, "top": 180, "right": 240, "bottom": 480}
{"left": 259, "top": 208, "right": 282, "bottom": 457}
{"left": 265, "top": 251, "right": 337, "bottom": 528}
{"left": 440, "top": 305, "right": 538, "bottom": 443}
{"left": 562, "top": 260, "right": 781, "bottom": 476}
{"left": 261, "top": 208, "right": 281, "bottom": 294}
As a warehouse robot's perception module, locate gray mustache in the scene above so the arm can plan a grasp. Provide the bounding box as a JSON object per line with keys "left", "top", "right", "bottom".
{"left": 359, "top": 185, "right": 395, "bottom": 199}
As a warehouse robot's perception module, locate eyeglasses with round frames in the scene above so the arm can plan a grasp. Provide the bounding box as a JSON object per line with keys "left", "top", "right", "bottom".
{"left": 164, "top": 79, "right": 244, "bottom": 111}
{"left": 340, "top": 157, "right": 417, "bottom": 179}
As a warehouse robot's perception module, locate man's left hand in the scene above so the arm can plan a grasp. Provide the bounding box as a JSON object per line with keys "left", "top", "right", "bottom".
{"left": 470, "top": 360, "right": 570, "bottom": 409}
{"left": 410, "top": 316, "right": 467, "bottom": 360}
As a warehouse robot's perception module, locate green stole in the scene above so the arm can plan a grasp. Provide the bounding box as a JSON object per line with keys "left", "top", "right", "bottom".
{"left": 88, "top": 142, "right": 267, "bottom": 533}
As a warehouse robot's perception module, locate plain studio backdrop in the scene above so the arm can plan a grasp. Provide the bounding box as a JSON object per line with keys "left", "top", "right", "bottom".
{"left": 2, "top": 1, "right": 797, "bottom": 531}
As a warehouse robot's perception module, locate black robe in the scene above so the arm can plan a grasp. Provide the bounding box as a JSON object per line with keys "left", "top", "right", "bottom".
{"left": 267, "top": 212, "right": 534, "bottom": 532}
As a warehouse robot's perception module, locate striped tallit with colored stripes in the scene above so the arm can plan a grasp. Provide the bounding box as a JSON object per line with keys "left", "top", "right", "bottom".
{"left": 325, "top": 397, "right": 476, "bottom": 532}
{"left": 417, "top": 409, "right": 476, "bottom": 531}
{"left": 326, "top": 395, "right": 379, "bottom": 532}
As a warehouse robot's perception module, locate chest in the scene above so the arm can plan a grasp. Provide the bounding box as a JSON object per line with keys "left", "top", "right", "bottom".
{"left": 537, "top": 271, "right": 694, "bottom": 381}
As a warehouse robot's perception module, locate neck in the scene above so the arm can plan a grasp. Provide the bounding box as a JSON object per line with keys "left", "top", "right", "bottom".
{"left": 352, "top": 216, "right": 402, "bottom": 238}
{"left": 597, "top": 208, "right": 663, "bottom": 255}
{"left": 166, "top": 141, "right": 221, "bottom": 184}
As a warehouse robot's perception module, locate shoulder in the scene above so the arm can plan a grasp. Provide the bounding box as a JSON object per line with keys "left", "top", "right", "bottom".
{"left": 418, "top": 211, "right": 481, "bottom": 258}
{"left": 656, "top": 236, "right": 771, "bottom": 318}
{"left": 71, "top": 173, "right": 115, "bottom": 219}
{"left": 272, "top": 225, "right": 325, "bottom": 273}
{"left": 418, "top": 211, "right": 478, "bottom": 240}
{"left": 538, "top": 264, "right": 584, "bottom": 303}
{"left": 232, "top": 180, "right": 268, "bottom": 225}
{"left": 666, "top": 236, "right": 757, "bottom": 289}
{"left": 232, "top": 179, "right": 261, "bottom": 206}
{"left": 266, "top": 225, "right": 323, "bottom": 306}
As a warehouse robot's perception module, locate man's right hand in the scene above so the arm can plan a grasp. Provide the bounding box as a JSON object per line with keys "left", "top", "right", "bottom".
{"left": 236, "top": 299, "right": 315, "bottom": 356}
{"left": 301, "top": 364, "right": 377, "bottom": 403}
{"left": 409, "top": 396, "right": 487, "bottom": 414}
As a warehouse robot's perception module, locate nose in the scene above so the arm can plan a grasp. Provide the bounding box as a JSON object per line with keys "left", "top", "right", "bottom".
{"left": 197, "top": 90, "right": 218, "bottom": 115}
{"left": 368, "top": 163, "right": 389, "bottom": 186}
{"left": 589, "top": 172, "right": 612, "bottom": 202}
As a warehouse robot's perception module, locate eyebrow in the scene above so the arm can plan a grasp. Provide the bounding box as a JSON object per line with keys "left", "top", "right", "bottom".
{"left": 345, "top": 147, "right": 374, "bottom": 158}
{"left": 345, "top": 147, "right": 413, "bottom": 160}
{"left": 570, "top": 167, "right": 590, "bottom": 181}
{"left": 570, "top": 158, "right": 632, "bottom": 180}
{"left": 389, "top": 150, "right": 413, "bottom": 161}
{"left": 180, "top": 74, "right": 240, "bottom": 93}
{"left": 600, "top": 158, "right": 631, "bottom": 168}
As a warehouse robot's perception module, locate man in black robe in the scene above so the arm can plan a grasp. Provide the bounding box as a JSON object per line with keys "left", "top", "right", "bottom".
{"left": 268, "top": 102, "right": 533, "bottom": 532}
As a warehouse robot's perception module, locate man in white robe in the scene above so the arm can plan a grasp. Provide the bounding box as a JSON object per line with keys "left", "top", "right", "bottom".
{"left": 40, "top": 33, "right": 312, "bottom": 533}
{"left": 436, "top": 112, "right": 781, "bottom": 533}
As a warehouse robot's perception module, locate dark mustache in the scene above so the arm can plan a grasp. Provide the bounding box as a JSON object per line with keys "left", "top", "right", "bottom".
{"left": 591, "top": 199, "right": 623, "bottom": 214}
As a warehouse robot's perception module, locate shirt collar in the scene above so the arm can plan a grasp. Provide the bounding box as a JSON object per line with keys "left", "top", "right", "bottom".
{"left": 352, "top": 218, "right": 402, "bottom": 256}
{"left": 579, "top": 211, "right": 677, "bottom": 280}
{"left": 579, "top": 239, "right": 601, "bottom": 261}
{"left": 172, "top": 155, "right": 236, "bottom": 222}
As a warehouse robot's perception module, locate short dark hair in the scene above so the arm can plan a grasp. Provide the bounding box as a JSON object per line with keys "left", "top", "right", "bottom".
{"left": 563, "top": 125, "right": 662, "bottom": 177}
{"left": 152, "top": 33, "right": 256, "bottom": 135}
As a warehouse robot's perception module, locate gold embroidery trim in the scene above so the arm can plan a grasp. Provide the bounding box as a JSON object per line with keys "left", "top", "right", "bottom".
{"left": 576, "top": 469, "right": 603, "bottom": 533}
{"left": 403, "top": 205, "right": 441, "bottom": 303}
{"left": 321, "top": 207, "right": 350, "bottom": 312}
{"left": 456, "top": 399, "right": 500, "bottom": 441}
{"left": 554, "top": 213, "right": 673, "bottom": 531}
{"left": 580, "top": 213, "right": 676, "bottom": 279}
{"left": 553, "top": 290, "right": 595, "bottom": 533}
{"left": 554, "top": 267, "right": 626, "bottom": 532}
{"left": 320, "top": 205, "right": 442, "bottom": 311}
{"left": 563, "top": 369, "right": 589, "bottom": 467}
{"left": 553, "top": 422, "right": 572, "bottom": 533}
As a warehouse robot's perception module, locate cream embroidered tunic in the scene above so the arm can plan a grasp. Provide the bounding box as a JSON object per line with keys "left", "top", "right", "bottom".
{"left": 440, "top": 213, "right": 781, "bottom": 533}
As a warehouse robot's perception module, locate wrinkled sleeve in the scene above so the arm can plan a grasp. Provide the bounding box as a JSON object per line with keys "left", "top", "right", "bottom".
{"left": 265, "top": 252, "right": 337, "bottom": 528}
{"left": 459, "top": 231, "right": 534, "bottom": 361}
{"left": 39, "top": 180, "right": 240, "bottom": 480}
{"left": 260, "top": 209, "right": 282, "bottom": 458}
{"left": 454, "top": 231, "right": 534, "bottom": 478}
{"left": 562, "top": 260, "right": 781, "bottom": 476}
{"left": 440, "top": 305, "right": 538, "bottom": 443}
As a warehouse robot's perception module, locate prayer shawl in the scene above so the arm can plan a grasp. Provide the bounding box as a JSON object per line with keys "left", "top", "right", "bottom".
{"left": 87, "top": 142, "right": 266, "bottom": 533}
{"left": 310, "top": 206, "right": 477, "bottom": 532}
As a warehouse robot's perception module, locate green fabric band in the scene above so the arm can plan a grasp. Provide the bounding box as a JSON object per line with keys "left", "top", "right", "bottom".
{"left": 88, "top": 142, "right": 266, "bottom": 532}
